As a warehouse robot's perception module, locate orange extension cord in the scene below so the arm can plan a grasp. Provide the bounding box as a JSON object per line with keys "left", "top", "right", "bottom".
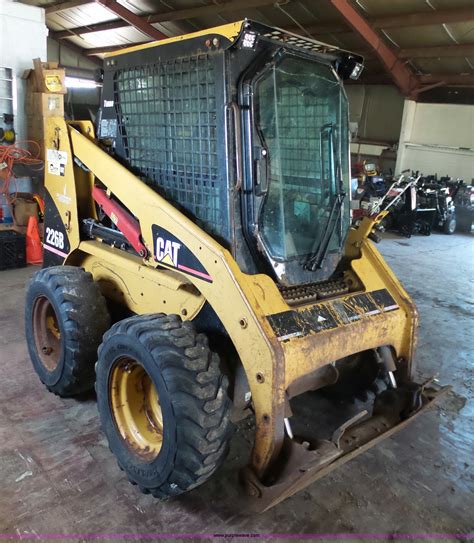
{"left": 0, "top": 142, "right": 44, "bottom": 224}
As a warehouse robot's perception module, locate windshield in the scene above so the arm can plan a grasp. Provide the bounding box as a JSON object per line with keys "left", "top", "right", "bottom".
{"left": 255, "top": 56, "right": 350, "bottom": 261}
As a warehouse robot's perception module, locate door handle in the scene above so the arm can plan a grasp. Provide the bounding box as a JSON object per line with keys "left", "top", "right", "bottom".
{"left": 227, "top": 102, "right": 243, "bottom": 191}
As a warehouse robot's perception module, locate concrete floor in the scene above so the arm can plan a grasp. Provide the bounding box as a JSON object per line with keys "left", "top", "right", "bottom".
{"left": 0, "top": 232, "right": 473, "bottom": 541}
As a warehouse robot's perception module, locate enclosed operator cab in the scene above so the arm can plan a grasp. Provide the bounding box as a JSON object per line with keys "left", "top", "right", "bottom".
{"left": 98, "top": 20, "right": 363, "bottom": 286}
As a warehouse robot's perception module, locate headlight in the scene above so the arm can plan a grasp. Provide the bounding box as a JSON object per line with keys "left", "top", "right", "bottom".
{"left": 241, "top": 31, "right": 258, "bottom": 49}
{"left": 350, "top": 62, "right": 364, "bottom": 80}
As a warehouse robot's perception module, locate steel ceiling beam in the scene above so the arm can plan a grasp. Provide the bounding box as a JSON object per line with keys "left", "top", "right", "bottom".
{"left": 52, "top": 0, "right": 276, "bottom": 40}
{"left": 52, "top": 19, "right": 131, "bottom": 39}
{"left": 45, "top": 0, "right": 93, "bottom": 15}
{"left": 94, "top": 0, "right": 167, "bottom": 41}
{"left": 84, "top": 42, "right": 148, "bottom": 55}
{"left": 398, "top": 43, "right": 474, "bottom": 59}
{"left": 418, "top": 74, "right": 474, "bottom": 86}
{"left": 288, "top": 7, "right": 474, "bottom": 36}
{"left": 372, "top": 7, "right": 474, "bottom": 29}
{"left": 349, "top": 73, "right": 474, "bottom": 89}
{"left": 329, "top": 0, "right": 419, "bottom": 96}
{"left": 49, "top": 36, "right": 102, "bottom": 67}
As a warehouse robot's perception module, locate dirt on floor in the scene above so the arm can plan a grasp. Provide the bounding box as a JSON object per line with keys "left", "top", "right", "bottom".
{"left": 0, "top": 231, "right": 472, "bottom": 542}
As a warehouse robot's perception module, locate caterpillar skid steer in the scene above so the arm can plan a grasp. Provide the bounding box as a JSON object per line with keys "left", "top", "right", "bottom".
{"left": 25, "top": 20, "right": 447, "bottom": 512}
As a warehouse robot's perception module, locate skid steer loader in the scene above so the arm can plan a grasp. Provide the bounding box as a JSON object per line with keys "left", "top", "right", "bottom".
{"left": 25, "top": 20, "right": 447, "bottom": 512}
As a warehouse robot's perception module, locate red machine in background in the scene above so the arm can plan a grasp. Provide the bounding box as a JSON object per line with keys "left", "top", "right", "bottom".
{"left": 351, "top": 161, "right": 388, "bottom": 222}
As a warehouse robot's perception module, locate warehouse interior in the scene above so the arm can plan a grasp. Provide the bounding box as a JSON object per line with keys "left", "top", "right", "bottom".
{"left": 0, "top": 0, "right": 473, "bottom": 539}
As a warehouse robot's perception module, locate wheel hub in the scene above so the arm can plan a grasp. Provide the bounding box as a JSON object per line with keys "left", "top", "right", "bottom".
{"left": 32, "top": 296, "right": 61, "bottom": 371}
{"left": 110, "top": 357, "right": 163, "bottom": 461}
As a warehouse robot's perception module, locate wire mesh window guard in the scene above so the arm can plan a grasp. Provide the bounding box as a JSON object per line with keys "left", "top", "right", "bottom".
{"left": 114, "top": 54, "right": 222, "bottom": 236}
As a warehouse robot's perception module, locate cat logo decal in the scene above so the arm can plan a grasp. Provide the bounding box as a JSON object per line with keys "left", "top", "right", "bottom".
{"left": 152, "top": 225, "right": 212, "bottom": 283}
{"left": 155, "top": 237, "right": 181, "bottom": 267}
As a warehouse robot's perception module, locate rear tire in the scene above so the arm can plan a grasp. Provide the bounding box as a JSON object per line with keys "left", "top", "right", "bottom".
{"left": 443, "top": 214, "right": 456, "bottom": 235}
{"left": 96, "top": 313, "right": 233, "bottom": 498}
{"left": 25, "top": 266, "right": 110, "bottom": 396}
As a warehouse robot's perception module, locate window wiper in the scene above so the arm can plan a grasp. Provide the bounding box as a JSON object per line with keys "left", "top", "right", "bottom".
{"left": 304, "top": 190, "right": 346, "bottom": 271}
{"left": 304, "top": 123, "right": 345, "bottom": 271}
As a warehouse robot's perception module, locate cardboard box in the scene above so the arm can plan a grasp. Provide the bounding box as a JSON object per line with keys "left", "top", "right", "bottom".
{"left": 13, "top": 198, "right": 38, "bottom": 227}
{"left": 23, "top": 59, "right": 67, "bottom": 95}
{"left": 0, "top": 224, "right": 28, "bottom": 236}
{"left": 26, "top": 116, "right": 46, "bottom": 129}
{"left": 25, "top": 93, "right": 64, "bottom": 117}
{"left": 26, "top": 116, "right": 47, "bottom": 159}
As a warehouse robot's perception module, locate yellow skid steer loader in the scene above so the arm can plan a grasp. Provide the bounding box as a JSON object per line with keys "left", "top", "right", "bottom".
{"left": 25, "top": 20, "right": 447, "bottom": 512}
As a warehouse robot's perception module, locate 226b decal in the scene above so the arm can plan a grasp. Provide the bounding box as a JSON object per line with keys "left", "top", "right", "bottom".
{"left": 45, "top": 227, "right": 65, "bottom": 250}
{"left": 43, "top": 189, "right": 70, "bottom": 266}
{"left": 151, "top": 225, "right": 212, "bottom": 283}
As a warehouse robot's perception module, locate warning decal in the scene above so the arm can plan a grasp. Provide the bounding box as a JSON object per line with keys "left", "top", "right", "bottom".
{"left": 47, "top": 149, "right": 68, "bottom": 177}
{"left": 267, "top": 289, "right": 399, "bottom": 341}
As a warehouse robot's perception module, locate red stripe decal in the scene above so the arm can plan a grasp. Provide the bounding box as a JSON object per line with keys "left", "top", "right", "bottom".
{"left": 43, "top": 244, "right": 68, "bottom": 259}
{"left": 177, "top": 263, "right": 212, "bottom": 282}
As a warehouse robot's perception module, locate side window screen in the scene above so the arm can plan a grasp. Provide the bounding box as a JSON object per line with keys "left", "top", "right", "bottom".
{"left": 114, "top": 54, "right": 222, "bottom": 237}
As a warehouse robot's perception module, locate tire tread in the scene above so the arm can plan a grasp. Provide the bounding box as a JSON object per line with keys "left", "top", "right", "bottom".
{"left": 26, "top": 266, "right": 110, "bottom": 396}
{"left": 98, "top": 313, "right": 233, "bottom": 498}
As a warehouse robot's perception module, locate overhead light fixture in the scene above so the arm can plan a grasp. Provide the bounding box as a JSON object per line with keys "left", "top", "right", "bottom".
{"left": 350, "top": 62, "right": 364, "bottom": 80}
{"left": 65, "top": 76, "right": 101, "bottom": 89}
{"left": 240, "top": 31, "right": 258, "bottom": 50}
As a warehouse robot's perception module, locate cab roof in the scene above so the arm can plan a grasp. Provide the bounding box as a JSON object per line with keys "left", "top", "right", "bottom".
{"left": 105, "top": 19, "right": 363, "bottom": 64}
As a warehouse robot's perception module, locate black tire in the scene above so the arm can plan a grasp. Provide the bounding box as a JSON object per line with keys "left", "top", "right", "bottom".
{"left": 96, "top": 313, "right": 233, "bottom": 498}
{"left": 25, "top": 266, "right": 110, "bottom": 396}
{"left": 323, "top": 351, "right": 390, "bottom": 404}
{"left": 381, "top": 214, "right": 393, "bottom": 232}
{"left": 355, "top": 375, "right": 390, "bottom": 403}
{"left": 443, "top": 214, "right": 456, "bottom": 235}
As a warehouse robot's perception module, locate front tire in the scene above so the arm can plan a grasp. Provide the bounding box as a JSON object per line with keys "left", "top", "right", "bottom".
{"left": 25, "top": 266, "right": 110, "bottom": 396}
{"left": 96, "top": 314, "right": 233, "bottom": 498}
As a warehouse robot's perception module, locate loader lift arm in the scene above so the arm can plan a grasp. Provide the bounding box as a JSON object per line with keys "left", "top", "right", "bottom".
{"left": 68, "top": 124, "right": 288, "bottom": 477}
{"left": 71, "top": 125, "right": 447, "bottom": 499}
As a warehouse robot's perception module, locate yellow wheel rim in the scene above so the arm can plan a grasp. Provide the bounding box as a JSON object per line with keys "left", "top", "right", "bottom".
{"left": 32, "top": 296, "right": 62, "bottom": 371}
{"left": 109, "top": 357, "right": 164, "bottom": 461}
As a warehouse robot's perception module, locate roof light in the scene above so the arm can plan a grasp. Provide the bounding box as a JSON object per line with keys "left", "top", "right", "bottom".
{"left": 241, "top": 31, "right": 258, "bottom": 49}
{"left": 350, "top": 62, "right": 364, "bottom": 80}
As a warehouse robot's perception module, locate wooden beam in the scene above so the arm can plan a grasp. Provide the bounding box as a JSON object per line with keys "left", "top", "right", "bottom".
{"left": 398, "top": 44, "right": 474, "bottom": 59}
{"left": 329, "top": 0, "right": 419, "bottom": 96}
{"left": 45, "top": 0, "right": 92, "bottom": 15}
{"left": 94, "top": 0, "right": 167, "bottom": 41}
{"left": 51, "top": 0, "right": 276, "bottom": 39}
